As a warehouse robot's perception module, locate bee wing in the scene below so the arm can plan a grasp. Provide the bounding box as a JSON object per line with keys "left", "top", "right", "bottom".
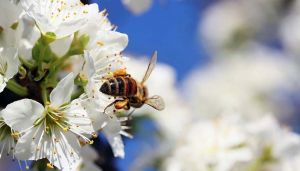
{"left": 145, "top": 95, "right": 165, "bottom": 111}
{"left": 141, "top": 51, "right": 157, "bottom": 84}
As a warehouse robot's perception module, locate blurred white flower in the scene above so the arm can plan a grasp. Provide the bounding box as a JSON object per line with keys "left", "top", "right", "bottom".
{"left": 163, "top": 114, "right": 252, "bottom": 171}
{"left": 163, "top": 114, "right": 300, "bottom": 171}
{"left": 201, "top": 1, "right": 252, "bottom": 53}
{"left": 185, "top": 45, "right": 300, "bottom": 121}
{"left": 21, "top": 0, "right": 98, "bottom": 38}
{"left": 75, "top": 145, "right": 102, "bottom": 171}
{"left": 121, "top": 0, "right": 152, "bottom": 15}
{"left": 1, "top": 73, "right": 95, "bottom": 171}
{"left": 200, "top": 0, "right": 283, "bottom": 54}
{"left": 245, "top": 115, "right": 300, "bottom": 171}
{"left": 0, "top": 47, "right": 19, "bottom": 93}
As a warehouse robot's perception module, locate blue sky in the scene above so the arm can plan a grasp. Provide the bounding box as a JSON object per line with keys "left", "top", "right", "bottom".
{"left": 91, "top": 0, "right": 213, "bottom": 82}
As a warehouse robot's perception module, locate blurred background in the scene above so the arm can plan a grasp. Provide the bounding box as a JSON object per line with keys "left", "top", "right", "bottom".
{"left": 90, "top": 0, "right": 300, "bottom": 171}
{"left": 5, "top": 0, "right": 300, "bottom": 170}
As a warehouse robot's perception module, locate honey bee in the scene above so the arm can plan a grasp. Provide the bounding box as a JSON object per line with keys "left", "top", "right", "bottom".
{"left": 100, "top": 51, "right": 165, "bottom": 112}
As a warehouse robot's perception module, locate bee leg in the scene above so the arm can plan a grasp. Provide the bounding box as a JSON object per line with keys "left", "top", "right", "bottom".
{"left": 104, "top": 101, "right": 116, "bottom": 114}
{"left": 114, "top": 99, "right": 129, "bottom": 110}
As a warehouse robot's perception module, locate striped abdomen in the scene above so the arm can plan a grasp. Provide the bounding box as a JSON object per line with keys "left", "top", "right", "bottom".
{"left": 100, "top": 76, "right": 137, "bottom": 97}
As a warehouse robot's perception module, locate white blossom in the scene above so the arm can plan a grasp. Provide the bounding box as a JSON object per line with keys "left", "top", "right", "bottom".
{"left": 163, "top": 114, "right": 300, "bottom": 171}
{"left": 20, "top": 0, "right": 99, "bottom": 38}
{"left": 1, "top": 73, "right": 95, "bottom": 171}
{"left": 245, "top": 115, "right": 300, "bottom": 171}
{"left": 163, "top": 114, "right": 252, "bottom": 171}
{"left": 200, "top": 0, "right": 283, "bottom": 54}
{"left": 184, "top": 45, "right": 300, "bottom": 121}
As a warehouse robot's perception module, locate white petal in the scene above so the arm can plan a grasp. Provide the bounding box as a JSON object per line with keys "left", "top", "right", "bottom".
{"left": 78, "top": 161, "right": 102, "bottom": 171}
{"left": 65, "top": 99, "right": 95, "bottom": 135}
{"left": 90, "top": 50, "right": 125, "bottom": 78}
{"left": 103, "top": 116, "right": 125, "bottom": 158}
{"left": 18, "top": 14, "right": 41, "bottom": 47}
{"left": 103, "top": 116, "right": 122, "bottom": 136}
{"left": 81, "top": 100, "right": 108, "bottom": 131}
{"left": 80, "top": 145, "right": 98, "bottom": 161}
{"left": 50, "top": 36, "right": 73, "bottom": 57}
{"left": 79, "top": 9, "right": 113, "bottom": 41}
{"left": 80, "top": 89, "right": 113, "bottom": 131}
{"left": 50, "top": 130, "right": 81, "bottom": 171}
{"left": 50, "top": 73, "right": 75, "bottom": 108}
{"left": 83, "top": 51, "right": 95, "bottom": 78}
{"left": 92, "top": 31, "right": 128, "bottom": 53}
{"left": 0, "top": 75, "right": 7, "bottom": 93}
{"left": 16, "top": 126, "right": 81, "bottom": 171}
{"left": 54, "top": 4, "right": 98, "bottom": 39}
{"left": 1, "top": 47, "right": 19, "bottom": 79}
{"left": 18, "top": 39, "right": 35, "bottom": 60}
{"left": 0, "top": 0, "right": 22, "bottom": 28}
{"left": 1, "top": 99, "right": 44, "bottom": 131}
{"left": 15, "top": 125, "right": 46, "bottom": 160}
{"left": 104, "top": 134, "right": 125, "bottom": 158}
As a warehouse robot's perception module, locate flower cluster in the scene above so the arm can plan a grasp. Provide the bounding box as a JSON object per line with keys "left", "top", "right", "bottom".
{"left": 0, "top": 0, "right": 132, "bottom": 170}
{"left": 163, "top": 114, "right": 300, "bottom": 171}
{"left": 121, "top": 0, "right": 300, "bottom": 167}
